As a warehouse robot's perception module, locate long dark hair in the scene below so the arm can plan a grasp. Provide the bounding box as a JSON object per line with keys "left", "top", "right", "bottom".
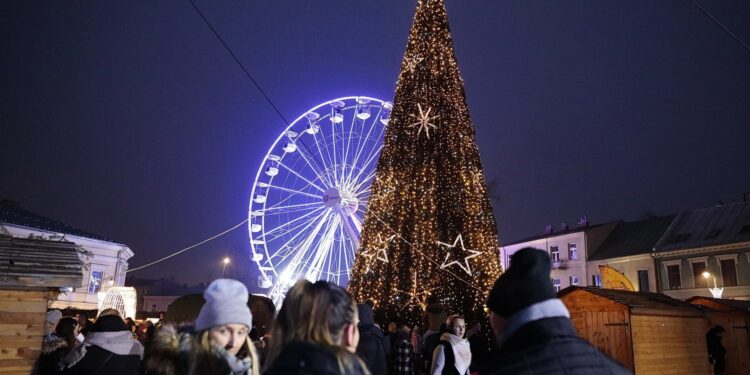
{"left": 55, "top": 317, "right": 78, "bottom": 348}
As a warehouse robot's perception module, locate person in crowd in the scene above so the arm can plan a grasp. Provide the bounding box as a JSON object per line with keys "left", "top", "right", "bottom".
{"left": 33, "top": 316, "right": 78, "bottom": 374}
{"left": 356, "top": 303, "right": 387, "bottom": 375}
{"left": 480, "top": 247, "right": 630, "bottom": 375}
{"left": 98, "top": 308, "right": 122, "bottom": 318}
{"left": 410, "top": 325, "right": 425, "bottom": 374}
{"left": 75, "top": 313, "right": 90, "bottom": 338}
{"left": 393, "top": 327, "right": 415, "bottom": 375}
{"left": 59, "top": 314, "right": 143, "bottom": 375}
{"left": 422, "top": 302, "right": 447, "bottom": 372}
{"left": 125, "top": 317, "right": 137, "bottom": 337}
{"left": 44, "top": 310, "right": 63, "bottom": 336}
{"left": 430, "top": 315, "right": 471, "bottom": 375}
{"left": 155, "top": 311, "right": 166, "bottom": 329}
{"left": 263, "top": 280, "right": 368, "bottom": 374}
{"left": 465, "top": 320, "right": 492, "bottom": 372}
{"left": 146, "top": 278, "right": 260, "bottom": 375}
{"left": 706, "top": 325, "right": 726, "bottom": 375}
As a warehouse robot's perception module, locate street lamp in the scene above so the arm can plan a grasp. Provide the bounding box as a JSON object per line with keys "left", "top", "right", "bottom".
{"left": 222, "top": 257, "right": 230, "bottom": 278}
{"left": 702, "top": 271, "right": 723, "bottom": 298}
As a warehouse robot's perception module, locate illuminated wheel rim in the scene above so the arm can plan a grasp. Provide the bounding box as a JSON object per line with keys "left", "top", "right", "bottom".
{"left": 249, "top": 96, "right": 392, "bottom": 305}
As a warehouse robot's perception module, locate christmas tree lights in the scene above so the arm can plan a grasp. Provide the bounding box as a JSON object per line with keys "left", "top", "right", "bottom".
{"left": 348, "top": 0, "right": 502, "bottom": 324}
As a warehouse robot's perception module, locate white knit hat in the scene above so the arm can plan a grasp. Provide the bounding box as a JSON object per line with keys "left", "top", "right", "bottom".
{"left": 195, "top": 279, "right": 253, "bottom": 331}
{"left": 46, "top": 309, "right": 63, "bottom": 325}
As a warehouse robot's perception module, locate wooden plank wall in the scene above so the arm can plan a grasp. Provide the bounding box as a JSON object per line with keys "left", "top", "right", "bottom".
{"left": 631, "top": 315, "right": 710, "bottom": 375}
{"left": 561, "top": 290, "right": 634, "bottom": 371}
{"left": 0, "top": 289, "right": 54, "bottom": 375}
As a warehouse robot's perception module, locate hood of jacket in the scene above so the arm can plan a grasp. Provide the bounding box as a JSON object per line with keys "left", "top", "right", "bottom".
{"left": 41, "top": 333, "right": 69, "bottom": 354}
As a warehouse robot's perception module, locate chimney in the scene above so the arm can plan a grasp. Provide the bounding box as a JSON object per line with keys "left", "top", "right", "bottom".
{"left": 560, "top": 221, "right": 569, "bottom": 231}
{"left": 544, "top": 224, "right": 554, "bottom": 234}
{"left": 578, "top": 215, "right": 589, "bottom": 227}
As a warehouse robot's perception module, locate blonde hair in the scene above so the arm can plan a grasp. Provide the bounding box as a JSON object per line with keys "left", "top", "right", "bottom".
{"left": 197, "top": 330, "right": 260, "bottom": 375}
{"left": 264, "top": 280, "right": 366, "bottom": 374}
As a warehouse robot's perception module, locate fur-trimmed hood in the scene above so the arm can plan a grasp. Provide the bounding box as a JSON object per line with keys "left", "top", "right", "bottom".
{"left": 145, "top": 324, "right": 258, "bottom": 375}
{"left": 41, "top": 333, "right": 69, "bottom": 354}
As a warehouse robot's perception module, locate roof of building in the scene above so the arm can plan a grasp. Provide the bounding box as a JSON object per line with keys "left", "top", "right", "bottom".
{"left": 0, "top": 199, "right": 111, "bottom": 242}
{"left": 588, "top": 216, "right": 675, "bottom": 261}
{"left": 654, "top": 201, "right": 750, "bottom": 252}
{"left": 559, "top": 286, "right": 701, "bottom": 312}
{"left": 686, "top": 296, "right": 750, "bottom": 312}
{"left": 0, "top": 235, "right": 83, "bottom": 288}
{"left": 501, "top": 223, "right": 610, "bottom": 247}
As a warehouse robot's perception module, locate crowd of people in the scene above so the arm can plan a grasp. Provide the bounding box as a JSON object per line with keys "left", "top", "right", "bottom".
{"left": 33, "top": 247, "right": 633, "bottom": 374}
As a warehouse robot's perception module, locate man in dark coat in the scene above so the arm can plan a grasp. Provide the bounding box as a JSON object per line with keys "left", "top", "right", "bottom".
{"left": 355, "top": 304, "right": 388, "bottom": 375}
{"left": 706, "top": 325, "right": 726, "bottom": 375}
{"left": 60, "top": 314, "right": 143, "bottom": 375}
{"left": 480, "top": 247, "right": 631, "bottom": 375}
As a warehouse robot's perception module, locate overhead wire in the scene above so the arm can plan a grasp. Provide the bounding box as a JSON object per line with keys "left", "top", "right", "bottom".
{"left": 690, "top": 0, "right": 750, "bottom": 54}
{"left": 129, "top": 0, "right": 293, "bottom": 273}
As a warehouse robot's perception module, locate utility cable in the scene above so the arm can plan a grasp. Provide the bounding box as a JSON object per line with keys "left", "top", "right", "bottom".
{"left": 126, "top": 219, "right": 248, "bottom": 273}
{"left": 690, "top": 0, "right": 750, "bottom": 54}
{"left": 186, "top": 0, "right": 291, "bottom": 125}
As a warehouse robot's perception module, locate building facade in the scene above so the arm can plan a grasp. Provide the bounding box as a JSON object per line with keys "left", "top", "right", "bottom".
{"left": 0, "top": 200, "right": 134, "bottom": 310}
{"left": 654, "top": 202, "right": 750, "bottom": 300}
{"left": 499, "top": 220, "right": 618, "bottom": 292}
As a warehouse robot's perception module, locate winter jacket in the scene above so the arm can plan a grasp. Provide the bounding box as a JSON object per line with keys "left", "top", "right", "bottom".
{"left": 144, "top": 324, "right": 259, "bottom": 375}
{"left": 356, "top": 324, "right": 387, "bottom": 375}
{"left": 264, "top": 341, "right": 368, "bottom": 375}
{"left": 59, "top": 331, "right": 143, "bottom": 375}
{"left": 479, "top": 317, "right": 631, "bottom": 375}
{"left": 32, "top": 334, "right": 72, "bottom": 375}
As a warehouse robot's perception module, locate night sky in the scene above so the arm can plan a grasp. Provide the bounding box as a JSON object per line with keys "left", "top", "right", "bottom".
{"left": 2, "top": 1, "right": 749, "bottom": 291}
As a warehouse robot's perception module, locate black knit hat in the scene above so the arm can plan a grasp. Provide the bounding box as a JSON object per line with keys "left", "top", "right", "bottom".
{"left": 487, "top": 247, "right": 556, "bottom": 318}
{"left": 92, "top": 314, "right": 129, "bottom": 332}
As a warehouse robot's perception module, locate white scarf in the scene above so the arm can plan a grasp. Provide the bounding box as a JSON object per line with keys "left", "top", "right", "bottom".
{"left": 440, "top": 332, "right": 471, "bottom": 375}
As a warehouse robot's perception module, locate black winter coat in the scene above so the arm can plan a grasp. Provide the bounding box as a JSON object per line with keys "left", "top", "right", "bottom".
{"left": 356, "top": 324, "right": 387, "bottom": 375}
{"left": 59, "top": 345, "right": 140, "bottom": 375}
{"left": 479, "top": 317, "right": 631, "bottom": 375}
{"left": 264, "top": 341, "right": 368, "bottom": 375}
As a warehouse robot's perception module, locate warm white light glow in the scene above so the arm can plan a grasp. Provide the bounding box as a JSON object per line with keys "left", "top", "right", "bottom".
{"left": 223, "top": 257, "right": 230, "bottom": 265}
{"left": 702, "top": 271, "right": 710, "bottom": 279}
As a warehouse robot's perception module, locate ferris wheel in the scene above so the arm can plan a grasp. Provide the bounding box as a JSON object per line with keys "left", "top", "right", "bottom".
{"left": 249, "top": 96, "right": 392, "bottom": 305}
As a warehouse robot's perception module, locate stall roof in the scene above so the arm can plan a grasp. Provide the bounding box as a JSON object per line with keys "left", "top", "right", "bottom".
{"left": 0, "top": 235, "right": 83, "bottom": 288}
{"left": 560, "top": 286, "right": 704, "bottom": 315}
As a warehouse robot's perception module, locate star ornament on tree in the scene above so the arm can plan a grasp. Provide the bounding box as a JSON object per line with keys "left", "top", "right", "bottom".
{"left": 437, "top": 234, "right": 481, "bottom": 275}
{"left": 409, "top": 104, "right": 439, "bottom": 139}
{"left": 361, "top": 234, "right": 395, "bottom": 273}
{"left": 403, "top": 54, "right": 424, "bottom": 74}
{"left": 396, "top": 274, "right": 433, "bottom": 311}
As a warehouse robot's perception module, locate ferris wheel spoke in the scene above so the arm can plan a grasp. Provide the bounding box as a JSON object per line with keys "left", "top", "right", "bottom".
{"left": 352, "top": 170, "right": 377, "bottom": 193}
{"left": 346, "top": 107, "right": 383, "bottom": 186}
{"left": 304, "top": 214, "right": 340, "bottom": 281}
{"left": 276, "top": 160, "right": 327, "bottom": 193}
{"left": 295, "top": 138, "right": 334, "bottom": 187}
{"left": 263, "top": 206, "right": 326, "bottom": 239}
{"left": 259, "top": 201, "right": 320, "bottom": 214}
{"left": 270, "top": 209, "right": 331, "bottom": 266}
{"left": 263, "top": 183, "right": 321, "bottom": 200}
{"left": 349, "top": 145, "right": 383, "bottom": 189}
{"left": 311, "top": 130, "right": 337, "bottom": 184}
{"left": 264, "top": 212, "right": 325, "bottom": 245}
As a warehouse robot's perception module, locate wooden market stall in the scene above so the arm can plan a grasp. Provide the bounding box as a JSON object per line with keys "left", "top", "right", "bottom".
{"left": 559, "top": 286, "right": 710, "bottom": 374}
{"left": 687, "top": 296, "right": 750, "bottom": 375}
{"left": 0, "top": 236, "right": 83, "bottom": 375}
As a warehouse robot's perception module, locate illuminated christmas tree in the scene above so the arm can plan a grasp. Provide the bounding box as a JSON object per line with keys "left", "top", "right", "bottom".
{"left": 348, "top": 0, "right": 502, "bottom": 324}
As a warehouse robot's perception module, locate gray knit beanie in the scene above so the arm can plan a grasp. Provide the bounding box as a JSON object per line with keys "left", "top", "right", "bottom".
{"left": 195, "top": 279, "right": 253, "bottom": 331}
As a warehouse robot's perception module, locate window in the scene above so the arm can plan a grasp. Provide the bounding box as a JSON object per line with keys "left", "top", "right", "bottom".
{"left": 667, "top": 265, "right": 681, "bottom": 290}
{"left": 692, "top": 262, "right": 708, "bottom": 288}
{"left": 151, "top": 304, "right": 156, "bottom": 313}
{"left": 550, "top": 246, "right": 560, "bottom": 263}
{"left": 88, "top": 271, "right": 103, "bottom": 294}
{"left": 720, "top": 259, "right": 738, "bottom": 287}
{"left": 637, "top": 270, "right": 650, "bottom": 292}
{"left": 568, "top": 243, "right": 578, "bottom": 261}
{"left": 552, "top": 278, "right": 561, "bottom": 293}
{"left": 592, "top": 275, "right": 602, "bottom": 288}
{"left": 570, "top": 275, "right": 579, "bottom": 286}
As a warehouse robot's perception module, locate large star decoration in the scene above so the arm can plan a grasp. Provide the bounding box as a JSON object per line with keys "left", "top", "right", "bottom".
{"left": 470, "top": 170, "right": 484, "bottom": 189}
{"left": 361, "top": 234, "right": 395, "bottom": 273}
{"left": 409, "top": 104, "right": 439, "bottom": 138}
{"left": 396, "top": 274, "right": 433, "bottom": 311}
{"left": 403, "top": 54, "right": 424, "bottom": 74}
{"left": 437, "top": 234, "right": 482, "bottom": 275}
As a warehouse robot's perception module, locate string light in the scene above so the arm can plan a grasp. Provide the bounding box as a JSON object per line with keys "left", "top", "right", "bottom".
{"left": 348, "top": 0, "right": 502, "bottom": 325}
